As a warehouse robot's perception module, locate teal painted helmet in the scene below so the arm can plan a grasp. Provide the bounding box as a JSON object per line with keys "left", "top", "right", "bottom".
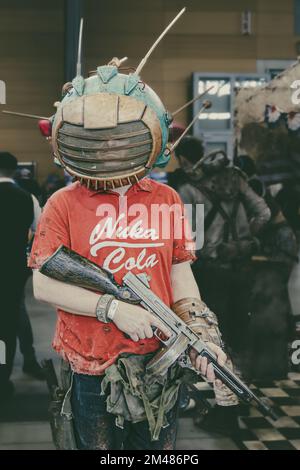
{"left": 51, "top": 58, "right": 172, "bottom": 190}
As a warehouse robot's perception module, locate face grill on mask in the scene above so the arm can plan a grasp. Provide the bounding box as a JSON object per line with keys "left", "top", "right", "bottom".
{"left": 51, "top": 91, "right": 164, "bottom": 189}
{"left": 57, "top": 121, "right": 152, "bottom": 179}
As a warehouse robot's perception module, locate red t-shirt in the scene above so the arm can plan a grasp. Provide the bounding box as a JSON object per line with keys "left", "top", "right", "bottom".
{"left": 29, "top": 178, "right": 195, "bottom": 375}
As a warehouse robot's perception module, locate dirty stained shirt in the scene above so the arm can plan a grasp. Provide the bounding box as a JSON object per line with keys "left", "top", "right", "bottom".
{"left": 29, "top": 178, "right": 195, "bottom": 375}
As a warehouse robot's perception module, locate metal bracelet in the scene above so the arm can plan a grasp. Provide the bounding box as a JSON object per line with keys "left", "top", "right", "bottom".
{"left": 95, "top": 294, "right": 115, "bottom": 323}
{"left": 107, "top": 299, "right": 119, "bottom": 321}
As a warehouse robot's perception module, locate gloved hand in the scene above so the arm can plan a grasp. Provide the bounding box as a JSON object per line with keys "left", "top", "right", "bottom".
{"left": 171, "top": 298, "right": 223, "bottom": 346}
{"left": 172, "top": 298, "right": 239, "bottom": 405}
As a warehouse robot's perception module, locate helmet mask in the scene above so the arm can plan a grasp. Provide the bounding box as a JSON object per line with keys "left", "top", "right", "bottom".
{"left": 51, "top": 71, "right": 170, "bottom": 190}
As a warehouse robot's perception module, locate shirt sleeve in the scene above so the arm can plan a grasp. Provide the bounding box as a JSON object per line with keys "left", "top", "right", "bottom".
{"left": 171, "top": 190, "right": 197, "bottom": 265}
{"left": 28, "top": 193, "right": 70, "bottom": 269}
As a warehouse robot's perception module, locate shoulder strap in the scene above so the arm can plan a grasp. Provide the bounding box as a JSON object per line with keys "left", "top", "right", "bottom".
{"left": 196, "top": 184, "right": 238, "bottom": 241}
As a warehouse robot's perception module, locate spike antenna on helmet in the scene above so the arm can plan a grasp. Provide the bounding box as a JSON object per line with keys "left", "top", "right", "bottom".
{"left": 167, "top": 100, "right": 212, "bottom": 155}
{"left": 135, "top": 7, "right": 186, "bottom": 75}
{"left": 76, "top": 18, "right": 84, "bottom": 77}
{"left": 171, "top": 86, "right": 214, "bottom": 117}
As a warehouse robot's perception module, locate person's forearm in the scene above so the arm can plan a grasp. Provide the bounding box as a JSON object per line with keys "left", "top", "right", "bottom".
{"left": 32, "top": 270, "right": 172, "bottom": 342}
{"left": 33, "top": 270, "right": 100, "bottom": 316}
{"left": 34, "top": 262, "right": 202, "bottom": 318}
{"left": 171, "top": 261, "right": 201, "bottom": 303}
{"left": 33, "top": 269, "right": 147, "bottom": 322}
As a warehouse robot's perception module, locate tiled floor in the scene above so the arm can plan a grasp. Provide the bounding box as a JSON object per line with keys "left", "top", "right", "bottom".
{"left": 0, "top": 279, "right": 299, "bottom": 451}
{"left": 193, "top": 373, "right": 300, "bottom": 451}
{"left": 237, "top": 375, "right": 300, "bottom": 450}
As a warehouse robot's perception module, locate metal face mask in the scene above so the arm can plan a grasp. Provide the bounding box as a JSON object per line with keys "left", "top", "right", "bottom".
{"left": 51, "top": 67, "right": 170, "bottom": 190}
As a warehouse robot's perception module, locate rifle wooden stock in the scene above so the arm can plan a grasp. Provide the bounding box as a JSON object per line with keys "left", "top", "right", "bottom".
{"left": 40, "top": 245, "right": 138, "bottom": 303}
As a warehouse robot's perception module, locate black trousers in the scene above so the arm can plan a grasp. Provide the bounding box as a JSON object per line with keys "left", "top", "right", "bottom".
{"left": 0, "top": 276, "right": 25, "bottom": 387}
{"left": 17, "top": 291, "right": 35, "bottom": 360}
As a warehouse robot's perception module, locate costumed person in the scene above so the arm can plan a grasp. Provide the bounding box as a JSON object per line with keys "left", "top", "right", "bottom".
{"left": 8, "top": 11, "right": 230, "bottom": 450}
{"left": 174, "top": 137, "right": 271, "bottom": 434}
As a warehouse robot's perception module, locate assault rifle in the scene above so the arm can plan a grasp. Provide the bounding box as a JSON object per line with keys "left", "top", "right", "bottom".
{"left": 40, "top": 245, "right": 278, "bottom": 421}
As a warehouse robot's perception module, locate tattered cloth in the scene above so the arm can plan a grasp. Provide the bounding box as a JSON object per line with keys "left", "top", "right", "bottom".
{"left": 100, "top": 352, "right": 184, "bottom": 441}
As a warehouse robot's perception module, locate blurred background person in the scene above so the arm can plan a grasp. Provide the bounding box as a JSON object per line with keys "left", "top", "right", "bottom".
{"left": 234, "top": 155, "right": 298, "bottom": 381}
{"left": 14, "top": 167, "right": 44, "bottom": 380}
{"left": 173, "top": 138, "right": 270, "bottom": 353}
{"left": 167, "top": 122, "right": 199, "bottom": 191}
{"left": 172, "top": 137, "right": 271, "bottom": 434}
{"left": 40, "top": 173, "right": 65, "bottom": 206}
{"left": 276, "top": 181, "right": 300, "bottom": 242}
{"left": 15, "top": 167, "right": 42, "bottom": 203}
{"left": 0, "top": 152, "right": 34, "bottom": 400}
